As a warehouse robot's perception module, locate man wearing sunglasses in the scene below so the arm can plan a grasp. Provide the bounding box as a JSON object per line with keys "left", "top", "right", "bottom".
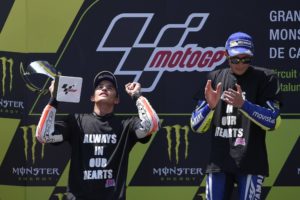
{"left": 191, "top": 32, "right": 282, "bottom": 200}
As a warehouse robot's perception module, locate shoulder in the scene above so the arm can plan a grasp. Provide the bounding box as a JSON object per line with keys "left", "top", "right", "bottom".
{"left": 207, "top": 68, "right": 231, "bottom": 85}
{"left": 251, "top": 66, "right": 277, "bottom": 78}
{"left": 208, "top": 68, "right": 229, "bottom": 78}
{"left": 71, "top": 113, "right": 95, "bottom": 121}
{"left": 247, "top": 66, "right": 278, "bottom": 86}
{"left": 106, "top": 115, "right": 133, "bottom": 127}
{"left": 121, "top": 116, "right": 140, "bottom": 128}
{"left": 123, "top": 116, "right": 139, "bottom": 124}
{"left": 251, "top": 66, "right": 281, "bottom": 100}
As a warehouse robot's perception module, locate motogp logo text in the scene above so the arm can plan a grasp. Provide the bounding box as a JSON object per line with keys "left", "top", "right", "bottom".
{"left": 96, "top": 13, "right": 226, "bottom": 92}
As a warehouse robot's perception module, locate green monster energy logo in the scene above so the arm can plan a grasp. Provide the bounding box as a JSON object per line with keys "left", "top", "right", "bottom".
{"left": 0, "top": 57, "right": 13, "bottom": 96}
{"left": 164, "top": 124, "right": 189, "bottom": 164}
{"left": 20, "top": 124, "right": 45, "bottom": 164}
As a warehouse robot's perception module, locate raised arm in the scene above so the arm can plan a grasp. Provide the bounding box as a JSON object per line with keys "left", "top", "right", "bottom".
{"left": 36, "top": 99, "right": 64, "bottom": 143}
{"left": 125, "top": 82, "right": 159, "bottom": 138}
{"left": 36, "top": 81, "right": 67, "bottom": 143}
{"left": 191, "top": 80, "right": 222, "bottom": 133}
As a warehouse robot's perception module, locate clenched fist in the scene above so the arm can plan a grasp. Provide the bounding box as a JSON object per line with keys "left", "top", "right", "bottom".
{"left": 125, "top": 82, "right": 141, "bottom": 97}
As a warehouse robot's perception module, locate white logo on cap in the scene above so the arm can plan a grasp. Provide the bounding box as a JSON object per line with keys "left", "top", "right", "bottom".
{"left": 229, "top": 40, "right": 252, "bottom": 48}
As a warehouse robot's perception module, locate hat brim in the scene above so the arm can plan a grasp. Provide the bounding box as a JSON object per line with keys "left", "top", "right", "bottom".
{"left": 227, "top": 47, "right": 253, "bottom": 57}
{"left": 93, "top": 71, "right": 118, "bottom": 90}
{"left": 94, "top": 77, "right": 116, "bottom": 88}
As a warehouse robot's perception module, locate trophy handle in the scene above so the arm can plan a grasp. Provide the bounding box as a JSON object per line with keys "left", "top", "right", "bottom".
{"left": 21, "top": 61, "right": 59, "bottom": 93}
{"left": 26, "top": 61, "right": 58, "bottom": 79}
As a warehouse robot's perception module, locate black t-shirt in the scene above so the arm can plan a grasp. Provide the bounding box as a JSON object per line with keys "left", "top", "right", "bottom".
{"left": 203, "top": 66, "right": 281, "bottom": 176}
{"left": 54, "top": 113, "right": 150, "bottom": 200}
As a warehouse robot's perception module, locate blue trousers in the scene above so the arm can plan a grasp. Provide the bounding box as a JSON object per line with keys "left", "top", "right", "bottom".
{"left": 206, "top": 172, "right": 264, "bottom": 200}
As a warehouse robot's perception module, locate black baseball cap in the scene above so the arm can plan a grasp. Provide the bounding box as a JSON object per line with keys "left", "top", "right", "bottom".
{"left": 93, "top": 71, "right": 118, "bottom": 92}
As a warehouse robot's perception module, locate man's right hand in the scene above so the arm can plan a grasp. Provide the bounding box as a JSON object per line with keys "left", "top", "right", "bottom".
{"left": 205, "top": 80, "right": 222, "bottom": 109}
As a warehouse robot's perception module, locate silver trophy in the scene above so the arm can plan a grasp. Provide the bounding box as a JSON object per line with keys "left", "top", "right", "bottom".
{"left": 23, "top": 61, "right": 82, "bottom": 103}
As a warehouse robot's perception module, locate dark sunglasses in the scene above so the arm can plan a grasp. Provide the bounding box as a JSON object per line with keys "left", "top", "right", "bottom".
{"left": 229, "top": 57, "right": 252, "bottom": 64}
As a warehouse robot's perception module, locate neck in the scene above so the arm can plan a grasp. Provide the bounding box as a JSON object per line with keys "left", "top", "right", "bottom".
{"left": 93, "top": 102, "right": 114, "bottom": 116}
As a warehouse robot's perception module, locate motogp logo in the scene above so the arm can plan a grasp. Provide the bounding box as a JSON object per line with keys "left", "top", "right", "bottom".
{"left": 96, "top": 13, "right": 226, "bottom": 92}
{"left": 61, "top": 84, "right": 77, "bottom": 95}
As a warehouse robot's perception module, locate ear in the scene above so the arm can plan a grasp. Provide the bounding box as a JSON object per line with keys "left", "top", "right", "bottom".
{"left": 114, "top": 97, "right": 120, "bottom": 105}
{"left": 90, "top": 95, "right": 95, "bottom": 102}
{"left": 225, "top": 50, "right": 230, "bottom": 58}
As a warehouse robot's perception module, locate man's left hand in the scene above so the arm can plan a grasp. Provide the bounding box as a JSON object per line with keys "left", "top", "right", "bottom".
{"left": 125, "top": 82, "right": 141, "bottom": 97}
{"left": 222, "top": 84, "right": 245, "bottom": 108}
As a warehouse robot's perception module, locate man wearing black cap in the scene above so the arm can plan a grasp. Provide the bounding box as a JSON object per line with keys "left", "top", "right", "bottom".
{"left": 36, "top": 70, "right": 159, "bottom": 200}
{"left": 190, "top": 32, "right": 282, "bottom": 200}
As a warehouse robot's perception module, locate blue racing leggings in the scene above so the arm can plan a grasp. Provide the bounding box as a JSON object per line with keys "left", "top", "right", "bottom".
{"left": 206, "top": 172, "right": 264, "bottom": 200}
